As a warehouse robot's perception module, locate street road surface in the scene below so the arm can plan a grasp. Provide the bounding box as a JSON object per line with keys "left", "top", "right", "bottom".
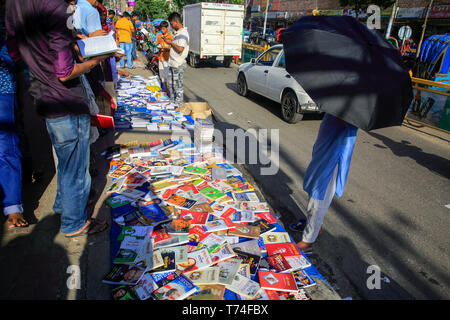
{"left": 183, "top": 61, "right": 450, "bottom": 299}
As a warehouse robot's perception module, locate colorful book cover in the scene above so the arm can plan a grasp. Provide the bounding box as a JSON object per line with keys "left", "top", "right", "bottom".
{"left": 102, "top": 264, "right": 145, "bottom": 286}
{"left": 292, "top": 269, "right": 316, "bottom": 289}
{"left": 151, "top": 227, "right": 172, "bottom": 245}
{"left": 131, "top": 271, "right": 158, "bottom": 300}
{"left": 123, "top": 172, "right": 147, "bottom": 187}
{"left": 177, "top": 248, "right": 213, "bottom": 274}
{"left": 255, "top": 212, "right": 277, "bottom": 224}
{"left": 209, "top": 201, "right": 236, "bottom": 219}
{"left": 226, "top": 273, "right": 260, "bottom": 299}
{"left": 184, "top": 166, "right": 209, "bottom": 175}
{"left": 232, "top": 192, "right": 260, "bottom": 202}
{"left": 185, "top": 267, "right": 220, "bottom": 285}
{"left": 160, "top": 246, "right": 188, "bottom": 265}
{"left": 118, "top": 188, "right": 146, "bottom": 200}
{"left": 112, "top": 285, "right": 138, "bottom": 300}
{"left": 264, "top": 254, "right": 292, "bottom": 273}
{"left": 215, "top": 257, "right": 241, "bottom": 286}
{"left": 117, "top": 225, "right": 153, "bottom": 242}
{"left": 106, "top": 195, "right": 131, "bottom": 209}
{"left": 265, "top": 242, "right": 301, "bottom": 257}
{"left": 284, "top": 255, "right": 311, "bottom": 270}
{"left": 187, "top": 284, "right": 226, "bottom": 300}
{"left": 150, "top": 274, "right": 198, "bottom": 300}
{"left": 166, "top": 219, "right": 191, "bottom": 235}
{"left": 250, "top": 219, "right": 276, "bottom": 234}
{"left": 200, "top": 233, "right": 227, "bottom": 254}
{"left": 258, "top": 271, "right": 298, "bottom": 293}
{"left": 105, "top": 177, "right": 126, "bottom": 194}
{"left": 205, "top": 218, "right": 235, "bottom": 233}
{"left": 179, "top": 211, "right": 209, "bottom": 225}
{"left": 261, "top": 232, "right": 291, "bottom": 245}
{"left": 152, "top": 250, "right": 176, "bottom": 274}
{"left": 233, "top": 249, "right": 261, "bottom": 275}
{"left": 209, "top": 242, "right": 236, "bottom": 264}
{"left": 138, "top": 203, "right": 172, "bottom": 226}
{"left": 188, "top": 225, "right": 210, "bottom": 243}
{"left": 239, "top": 202, "right": 269, "bottom": 213}
{"left": 165, "top": 194, "right": 197, "bottom": 210}
{"left": 230, "top": 239, "right": 262, "bottom": 256}
{"left": 227, "top": 224, "right": 260, "bottom": 239}
{"left": 109, "top": 164, "right": 134, "bottom": 179}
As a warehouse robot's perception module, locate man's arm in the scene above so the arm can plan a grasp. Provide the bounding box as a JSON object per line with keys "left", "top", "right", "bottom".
{"left": 58, "top": 54, "right": 112, "bottom": 82}
{"left": 163, "top": 36, "right": 184, "bottom": 54}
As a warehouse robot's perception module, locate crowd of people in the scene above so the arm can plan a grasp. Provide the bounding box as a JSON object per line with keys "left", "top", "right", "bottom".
{"left": 0, "top": 0, "right": 190, "bottom": 237}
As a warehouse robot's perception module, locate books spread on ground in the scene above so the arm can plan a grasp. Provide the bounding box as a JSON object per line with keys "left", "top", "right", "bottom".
{"left": 103, "top": 134, "right": 324, "bottom": 300}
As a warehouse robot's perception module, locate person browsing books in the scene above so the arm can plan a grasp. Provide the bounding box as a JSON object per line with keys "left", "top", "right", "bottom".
{"left": 290, "top": 114, "right": 358, "bottom": 254}
{"left": 115, "top": 12, "right": 135, "bottom": 69}
{"left": 157, "top": 21, "right": 173, "bottom": 94}
{"left": 164, "top": 12, "right": 189, "bottom": 105}
{"left": 6, "top": 0, "right": 110, "bottom": 237}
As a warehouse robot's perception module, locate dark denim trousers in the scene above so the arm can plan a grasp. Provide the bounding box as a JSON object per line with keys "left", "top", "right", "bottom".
{"left": 45, "top": 114, "right": 91, "bottom": 234}
{"left": 0, "top": 93, "right": 23, "bottom": 216}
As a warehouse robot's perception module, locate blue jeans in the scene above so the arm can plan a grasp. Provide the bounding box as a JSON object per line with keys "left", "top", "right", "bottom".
{"left": 0, "top": 94, "right": 23, "bottom": 216}
{"left": 132, "top": 39, "right": 137, "bottom": 61}
{"left": 45, "top": 114, "right": 91, "bottom": 234}
{"left": 119, "top": 42, "right": 133, "bottom": 69}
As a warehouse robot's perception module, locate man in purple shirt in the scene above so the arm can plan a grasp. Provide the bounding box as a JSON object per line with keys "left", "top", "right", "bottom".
{"left": 6, "top": 0, "right": 110, "bottom": 237}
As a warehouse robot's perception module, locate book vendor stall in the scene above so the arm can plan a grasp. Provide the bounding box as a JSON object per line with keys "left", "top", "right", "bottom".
{"left": 101, "top": 74, "right": 331, "bottom": 301}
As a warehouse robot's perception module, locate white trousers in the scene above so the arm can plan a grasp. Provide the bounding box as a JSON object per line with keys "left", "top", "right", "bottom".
{"left": 302, "top": 164, "right": 338, "bottom": 243}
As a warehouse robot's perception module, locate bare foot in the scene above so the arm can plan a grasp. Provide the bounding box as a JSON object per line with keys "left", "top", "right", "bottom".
{"left": 7, "top": 212, "right": 29, "bottom": 229}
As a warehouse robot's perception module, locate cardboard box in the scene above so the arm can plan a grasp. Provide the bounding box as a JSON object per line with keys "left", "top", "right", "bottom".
{"left": 179, "top": 102, "right": 212, "bottom": 120}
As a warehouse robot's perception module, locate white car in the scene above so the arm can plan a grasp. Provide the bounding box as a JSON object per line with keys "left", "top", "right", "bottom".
{"left": 237, "top": 44, "right": 320, "bottom": 123}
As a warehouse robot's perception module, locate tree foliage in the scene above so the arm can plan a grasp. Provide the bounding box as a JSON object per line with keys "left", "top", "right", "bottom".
{"left": 134, "top": 0, "right": 170, "bottom": 20}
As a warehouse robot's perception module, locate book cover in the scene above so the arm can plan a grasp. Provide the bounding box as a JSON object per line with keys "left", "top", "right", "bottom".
{"left": 227, "top": 224, "right": 260, "bottom": 239}
{"left": 166, "top": 219, "right": 191, "bottom": 235}
{"left": 204, "top": 219, "right": 235, "bottom": 233}
{"left": 109, "top": 164, "right": 134, "bottom": 179}
{"left": 150, "top": 274, "right": 198, "bottom": 300}
{"left": 112, "top": 285, "right": 138, "bottom": 300}
{"left": 222, "top": 211, "right": 256, "bottom": 223}
{"left": 177, "top": 248, "right": 213, "bottom": 274}
{"left": 188, "top": 225, "right": 210, "bottom": 243}
{"left": 151, "top": 271, "right": 180, "bottom": 287}
{"left": 261, "top": 232, "right": 291, "bottom": 245}
{"left": 113, "top": 237, "right": 141, "bottom": 264}
{"left": 117, "top": 225, "right": 153, "bottom": 242}
{"left": 265, "top": 289, "right": 311, "bottom": 300}
{"left": 153, "top": 235, "right": 189, "bottom": 249}
{"left": 265, "top": 242, "right": 301, "bottom": 257}
{"left": 215, "top": 257, "right": 241, "bottom": 286}
{"left": 263, "top": 254, "right": 292, "bottom": 273}
{"left": 258, "top": 271, "right": 298, "bottom": 293}
{"left": 77, "top": 33, "right": 120, "bottom": 58}
{"left": 151, "top": 250, "right": 164, "bottom": 270}
{"left": 189, "top": 203, "right": 214, "bottom": 213}
{"left": 131, "top": 271, "right": 158, "bottom": 300}
{"left": 209, "top": 242, "right": 236, "bottom": 264}
{"left": 119, "top": 188, "right": 146, "bottom": 200}
{"left": 292, "top": 269, "right": 316, "bottom": 289}
{"left": 249, "top": 219, "right": 276, "bottom": 234}
{"left": 226, "top": 273, "right": 260, "bottom": 300}
{"left": 255, "top": 212, "right": 277, "bottom": 224}
{"left": 239, "top": 202, "right": 269, "bottom": 213}
{"left": 233, "top": 249, "right": 261, "bottom": 275}
{"left": 237, "top": 263, "right": 251, "bottom": 278}
{"left": 123, "top": 172, "right": 147, "bottom": 188}
{"left": 284, "top": 255, "right": 311, "bottom": 270}
{"left": 232, "top": 192, "right": 260, "bottom": 203}
{"left": 230, "top": 239, "right": 261, "bottom": 257}
{"left": 160, "top": 246, "right": 188, "bottom": 265}
{"left": 200, "top": 233, "right": 226, "bottom": 254}
{"left": 179, "top": 211, "right": 209, "bottom": 226}
{"left": 187, "top": 284, "right": 226, "bottom": 300}
{"left": 138, "top": 203, "right": 172, "bottom": 226}
{"left": 102, "top": 264, "right": 146, "bottom": 286}
{"left": 152, "top": 250, "right": 176, "bottom": 274}
{"left": 186, "top": 267, "right": 220, "bottom": 285}
{"left": 184, "top": 166, "right": 209, "bottom": 175}
{"left": 165, "top": 194, "right": 197, "bottom": 210}
{"left": 106, "top": 195, "right": 131, "bottom": 209}
{"left": 151, "top": 227, "right": 172, "bottom": 245}
{"left": 105, "top": 177, "right": 126, "bottom": 194}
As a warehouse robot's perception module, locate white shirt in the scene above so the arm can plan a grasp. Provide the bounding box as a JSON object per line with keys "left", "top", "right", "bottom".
{"left": 169, "top": 27, "right": 190, "bottom": 68}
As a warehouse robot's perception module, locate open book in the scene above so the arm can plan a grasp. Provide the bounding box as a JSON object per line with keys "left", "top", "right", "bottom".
{"left": 77, "top": 33, "right": 121, "bottom": 58}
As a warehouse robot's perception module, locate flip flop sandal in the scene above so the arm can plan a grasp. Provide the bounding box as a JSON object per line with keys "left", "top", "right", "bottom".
{"left": 65, "top": 219, "right": 108, "bottom": 238}
{"left": 7, "top": 214, "right": 29, "bottom": 229}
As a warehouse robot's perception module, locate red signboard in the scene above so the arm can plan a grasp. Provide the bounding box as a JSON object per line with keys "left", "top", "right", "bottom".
{"left": 426, "top": 5, "right": 450, "bottom": 19}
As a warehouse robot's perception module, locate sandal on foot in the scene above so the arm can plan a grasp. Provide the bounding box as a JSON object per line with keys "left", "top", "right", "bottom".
{"left": 65, "top": 219, "right": 108, "bottom": 238}
{"left": 7, "top": 212, "right": 29, "bottom": 229}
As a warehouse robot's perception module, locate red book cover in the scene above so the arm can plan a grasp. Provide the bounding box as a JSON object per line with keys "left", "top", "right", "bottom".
{"left": 266, "top": 254, "right": 292, "bottom": 273}
{"left": 258, "top": 271, "right": 298, "bottom": 292}
{"left": 188, "top": 225, "right": 210, "bottom": 243}
{"left": 151, "top": 228, "right": 172, "bottom": 244}
{"left": 179, "top": 211, "right": 209, "bottom": 225}
{"left": 255, "top": 212, "right": 277, "bottom": 224}
{"left": 91, "top": 114, "right": 115, "bottom": 129}
{"left": 265, "top": 242, "right": 301, "bottom": 257}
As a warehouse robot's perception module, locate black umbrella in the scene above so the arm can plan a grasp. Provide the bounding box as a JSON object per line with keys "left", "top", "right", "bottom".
{"left": 282, "top": 16, "right": 413, "bottom": 131}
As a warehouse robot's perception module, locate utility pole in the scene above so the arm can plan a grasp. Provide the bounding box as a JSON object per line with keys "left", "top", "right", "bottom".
{"left": 416, "top": 0, "right": 434, "bottom": 60}
{"left": 263, "top": 0, "right": 270, "bottom": 37}
{"left": 385, "top": 0, "right": 399, "bottom": 38}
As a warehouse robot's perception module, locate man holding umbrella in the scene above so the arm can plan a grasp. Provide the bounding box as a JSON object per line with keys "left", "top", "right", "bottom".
{"left": 283, "top": 16, "right": 413, "bottom": 253}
